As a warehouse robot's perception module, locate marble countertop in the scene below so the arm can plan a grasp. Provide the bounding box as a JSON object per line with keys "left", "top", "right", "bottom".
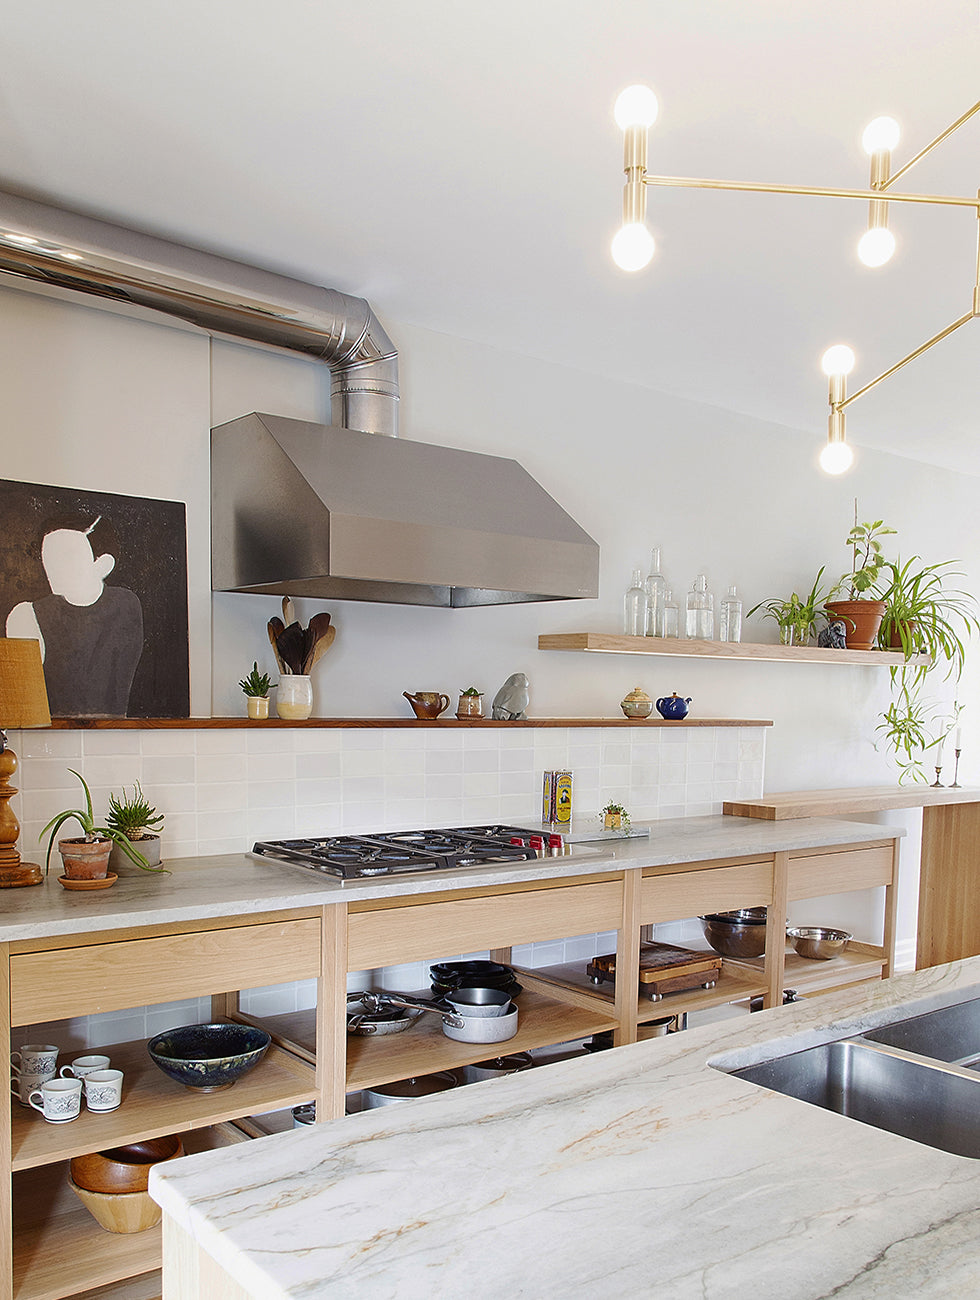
{"left": 150, "top": 957, "right": 980, "bottom": 1299}
{"left": 0, "top": 814, "right": 902, "bottom": 942}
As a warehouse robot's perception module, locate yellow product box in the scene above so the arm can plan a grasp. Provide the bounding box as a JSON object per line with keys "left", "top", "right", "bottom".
{"left": 542, "top": 770, "right": 573, "bottom": 825}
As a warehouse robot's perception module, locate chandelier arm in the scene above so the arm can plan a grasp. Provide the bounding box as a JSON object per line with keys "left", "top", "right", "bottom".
{"left": 839, "top": 312, "right": 975, "bottom": 411}
{"left": 641, "top": 174, "right": 980, "bottom": 209}
{"left": 884, "top": 101, "right": 980, "bottom": 190}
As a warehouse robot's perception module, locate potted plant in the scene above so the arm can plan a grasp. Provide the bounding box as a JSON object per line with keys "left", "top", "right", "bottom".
{"left": 239, "top": 662, "right": 272, "bottom": 720}
{"left": 747, "top": 568, "right": 828, "bottom": 646}
{"left": 877, "top": 557, "right": 980, "bottom": 673}
{"left": 106, "top": 781, "right": 166, "bottom": 873}
{"left": 601, "top": 801, "right": 630, "bottom": 831}
{"left": 825, "top": 516, "right": 896, "bottom": 650}
{"left": 40, "top": 770, "right": 150, "bottom": 883}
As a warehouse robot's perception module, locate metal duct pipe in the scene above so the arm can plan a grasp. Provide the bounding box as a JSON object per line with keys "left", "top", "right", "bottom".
{"left": 0, "top": 189, "right": 399, "bottom": 437}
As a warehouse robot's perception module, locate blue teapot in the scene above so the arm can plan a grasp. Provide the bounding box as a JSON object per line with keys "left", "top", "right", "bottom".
{"left": 656, "top": 692, "right": 691, "bottom": 720}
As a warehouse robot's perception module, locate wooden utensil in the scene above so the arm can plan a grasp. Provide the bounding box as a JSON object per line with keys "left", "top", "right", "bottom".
{"left": 301, "top": 612, "right": 334, "bottom": 674}
{"left": 276, "top": 622, "right": 306, "bottom": 675}
{"left": 305, "top": 624, "right": 336, "bottom": 673}
{"left": 282, "top": 596, "right": 296, "bottom": 628}
{"left": 267, "top": 617, "right": 286, "bottom": 673}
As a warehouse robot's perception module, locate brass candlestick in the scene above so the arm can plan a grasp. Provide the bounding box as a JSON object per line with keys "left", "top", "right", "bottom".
{"left": 931, "top": 765, "right": 944, "bottom": 788}
{"left": 951, "top": 748, "right": 962, "bottom": 788}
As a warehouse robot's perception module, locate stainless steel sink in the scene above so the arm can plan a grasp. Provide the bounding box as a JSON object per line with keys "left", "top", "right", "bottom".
{"left": 731, "top": 1035, "right": 980, "bottom": 1158}
{"left": 862, "top": 996, "right": 980, "bottom": 1070}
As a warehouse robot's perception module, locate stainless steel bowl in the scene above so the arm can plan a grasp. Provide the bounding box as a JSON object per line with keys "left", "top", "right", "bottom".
{"left": 787, "top": 926, "right": 851, "bottom": 960}
{"left": 700, "top": 916, "right": 767, "bottom": 958}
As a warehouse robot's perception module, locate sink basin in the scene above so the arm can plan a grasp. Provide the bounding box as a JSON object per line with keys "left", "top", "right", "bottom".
{"left": 862, "top": 996, "right": 980, "bottom": 1070}
{"left": 732, "top": 1038, "right": 980, "bottom": 1158}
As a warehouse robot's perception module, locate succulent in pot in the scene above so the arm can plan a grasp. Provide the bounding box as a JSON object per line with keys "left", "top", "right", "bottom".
{"left": 40, "top": 769, "right": 151, "bottom": 879}
{"left": 106, "top": 781, "right": 166, "bottom": 873}
{"left": 239, "top": 662, "right": 272, "bottom": 720}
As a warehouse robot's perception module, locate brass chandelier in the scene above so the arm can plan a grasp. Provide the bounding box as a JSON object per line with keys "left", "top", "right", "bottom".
{"left": 611, "top": 85, "right": 980, "bottom": 474}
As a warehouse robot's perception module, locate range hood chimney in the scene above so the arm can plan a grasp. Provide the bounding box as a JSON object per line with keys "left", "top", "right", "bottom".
{"left": 0, "top": 189, "right": 599, "bottom": 606}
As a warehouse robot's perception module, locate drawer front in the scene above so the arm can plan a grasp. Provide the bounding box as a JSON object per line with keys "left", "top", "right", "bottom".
{"left": 787, "top": 844, "right": 894, "bottom": 901}
{"left": 10, "top": 919, "right": 321, "bottom": 1025}
{"left": 348, "top": 881, "right": 623, "bottom": 971}
{"left": 639, "top": 860, "right": 774, "bottom": 925}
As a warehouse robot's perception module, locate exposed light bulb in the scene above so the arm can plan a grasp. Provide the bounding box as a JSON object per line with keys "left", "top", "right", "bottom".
{"left": 819, "top": 441, "right": 855, "bottom": 474}
{"left": 862, "top": 116, "right": 900, "bottom": 155}
{"left": 614, "top": 85, "right": 659, "bottom": 131}
{"left": 820, "top": 344, "right": 856, "bottom": 377}
{"left": 857, "top": 227, "right": 896, "bottom": 267}
{"left": 611, "top": 222, "right": 655, "bottom": 271}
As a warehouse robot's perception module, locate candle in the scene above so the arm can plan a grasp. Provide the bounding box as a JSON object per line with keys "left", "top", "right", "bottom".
{"left": 956, "top": 727, "right": 963, "bottom": 749}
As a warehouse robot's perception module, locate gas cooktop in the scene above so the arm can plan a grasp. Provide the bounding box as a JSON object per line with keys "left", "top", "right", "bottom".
{"left": 251, "top": 825, "right": 581, "bottom": 880}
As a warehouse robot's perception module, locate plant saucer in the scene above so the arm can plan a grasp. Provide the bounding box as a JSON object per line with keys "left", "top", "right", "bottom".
{"left": 58, "top": 873, "right": 118, "bottom": 891}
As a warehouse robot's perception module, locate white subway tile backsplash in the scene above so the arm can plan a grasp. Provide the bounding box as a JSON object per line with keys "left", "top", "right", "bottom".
{"left": 17, "top": 729, "right": 82, "bottom": 759}
{"left": 141, "top": 756, "right": 196, "bottom": 785}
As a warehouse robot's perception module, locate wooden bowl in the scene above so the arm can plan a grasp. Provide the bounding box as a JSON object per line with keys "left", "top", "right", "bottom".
{"left": 69, "top": 1135, "right": 183, "bottom": 1194}
{"left": 67, "top": 1176, "right": 163, "bottom": 1233}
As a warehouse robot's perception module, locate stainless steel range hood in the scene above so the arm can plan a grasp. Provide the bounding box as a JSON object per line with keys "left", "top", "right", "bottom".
{"left": 0, "top": 188, "right": 599, "bottom": 606}
{"left": 212, "top": 413, "right": 599, "bottom": 607}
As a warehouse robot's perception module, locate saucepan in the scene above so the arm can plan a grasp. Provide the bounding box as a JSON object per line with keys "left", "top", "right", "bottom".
{"left": 346, "top": 994, "right": 423, "bottom": 1037}
{"left": 362, "top": 990, "right": 519, "bottom": 1044}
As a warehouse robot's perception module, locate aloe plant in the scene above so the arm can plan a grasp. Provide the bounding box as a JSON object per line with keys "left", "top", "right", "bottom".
{"left": 40, "top": 769, "right": 152, "bottom": 874}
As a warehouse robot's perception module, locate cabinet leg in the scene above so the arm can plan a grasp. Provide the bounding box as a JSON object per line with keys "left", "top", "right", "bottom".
{"left": 320, "top": 905, "right": 348, "bottom": 1121}
{"left": 761, "top": 854, "right": 788, "bottom": 1010}
{"left": 613, "top": 872, "right": 640, "bottom": 1046}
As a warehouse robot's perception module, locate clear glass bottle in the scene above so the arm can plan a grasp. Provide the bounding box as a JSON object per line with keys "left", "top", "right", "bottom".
{"left": 644, "top": 546, "right": 667, "bottom": 637}
{"left": 719, "top": 585, "right": 743, "bottom": 643}
{"left": 686, "top": 574, "right": 714, "bottom": 639}
{"left": 662, "top": 588, "right": 679, "bottom": 638}
{"left": 623, "top": 568, "right": 649, "bottom": 637}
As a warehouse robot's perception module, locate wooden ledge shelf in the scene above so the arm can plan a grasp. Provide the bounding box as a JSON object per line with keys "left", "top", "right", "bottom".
{"left": 50, "top": 715, "right": 772, "bottom": 729}
{"left": 539, "top": 631, "right": 930, "bottom": 667}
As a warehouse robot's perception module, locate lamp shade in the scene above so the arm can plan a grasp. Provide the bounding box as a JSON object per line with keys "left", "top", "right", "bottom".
{"left": 0, "top": 638, "right": 52, "bottom": 729}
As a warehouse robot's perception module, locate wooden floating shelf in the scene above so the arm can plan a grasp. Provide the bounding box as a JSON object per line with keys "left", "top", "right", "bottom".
{"left": 538, "top": 632, "right": 931, "bottom": 667}
{"left": 50, "top": 715, "right": 771, "bottom": 729}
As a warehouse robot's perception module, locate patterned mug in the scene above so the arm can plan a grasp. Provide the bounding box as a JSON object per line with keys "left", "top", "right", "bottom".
{"left": 28, "top": 1077, "right": 82, "bottom": 1123}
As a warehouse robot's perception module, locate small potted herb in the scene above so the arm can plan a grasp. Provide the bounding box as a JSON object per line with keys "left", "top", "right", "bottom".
{"left": 455, "top": 686, "right": 484, "bottom": 719}
{"left": 747, "top": 568, "right": 828, "bottom": 647}
{"left": 40, "top": 770, "right": 151, "bottom": 884}
{"left": 239, "top": 662, "right": 272, "bottom": 719}
{"left": 106, "top": 781, "right": 166, "bottom": 873}
{"left": 601, "top": 801, "right": 631, "bottom": 832}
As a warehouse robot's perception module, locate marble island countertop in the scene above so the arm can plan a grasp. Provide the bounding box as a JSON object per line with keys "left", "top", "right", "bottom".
{"left": 151, "top": 958, "right": 980, "bottom": 1299}
{"left": 0, "top": 813, "right": 902, "bottom": 942}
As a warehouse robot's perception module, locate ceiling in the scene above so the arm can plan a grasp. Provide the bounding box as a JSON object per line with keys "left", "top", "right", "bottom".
{"left": 2, "top": 1, "right": 979, "bottom": 474}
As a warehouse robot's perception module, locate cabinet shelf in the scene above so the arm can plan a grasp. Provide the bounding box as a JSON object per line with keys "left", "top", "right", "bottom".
{"left": 538, "top": 631, "right": 929, "bottom": 667}
{"left": 725, "top": 942, "right": 887, "bottom": 995}
{"left": 11, "top": 1039, "right": 312, "bottom": 1172}
{"left": 13, "top": 1126, "right": 246, "bottom": 1300}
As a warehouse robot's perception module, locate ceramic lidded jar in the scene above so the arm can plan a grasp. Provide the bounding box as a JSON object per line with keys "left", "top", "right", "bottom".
{"left": 620, "top": 687, "right": 653, "bottom": 719}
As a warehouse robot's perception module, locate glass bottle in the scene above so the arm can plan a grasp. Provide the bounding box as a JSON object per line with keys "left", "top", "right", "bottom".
{"left": 686, "top": 574, "right": 714, "bottom": 640}
{"left": 662, "top": 588, "right": 679, "bottom": 638}
{"left": 719, "top": 585, "right": 743, "bottom": 643}
{"left": 644, "top": 546, "right": 667, "bottom": 637}
{"left": 623, "top": 568, "right": 649, "bottom": 637}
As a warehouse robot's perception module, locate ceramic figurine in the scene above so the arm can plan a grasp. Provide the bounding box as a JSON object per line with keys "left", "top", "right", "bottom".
{"left": 656, "top": 693, "right": 691, "bottom": 720}
{"left": 492, "top": 673, "right": 529, "bottom": 720}
{"left": 817, "top": 620, "right": 848, "bottom": 650}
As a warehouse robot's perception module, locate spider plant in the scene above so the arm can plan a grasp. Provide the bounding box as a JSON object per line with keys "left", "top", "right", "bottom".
{"left": 877, "top": 557, "right": 980, "bottom": 680}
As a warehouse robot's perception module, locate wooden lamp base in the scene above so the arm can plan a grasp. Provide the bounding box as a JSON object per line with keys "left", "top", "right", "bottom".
{"left": 0, "top": 745, "right": 44, "bottom": 887}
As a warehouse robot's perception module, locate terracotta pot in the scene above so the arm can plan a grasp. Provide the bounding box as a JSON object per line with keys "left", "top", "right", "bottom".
{"left": 823, "top": 600, "right": 886, "bottom": 652}
{"left": 885, "top": 620, "right": 918, "bottom": 652}
{"left": 59, "top": 839, "right": 112, "bottom": 880}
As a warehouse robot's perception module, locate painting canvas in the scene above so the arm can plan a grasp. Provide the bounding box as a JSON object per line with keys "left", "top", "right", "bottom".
{"left": 0, "top": 479, "right": 189, "bottom": 719}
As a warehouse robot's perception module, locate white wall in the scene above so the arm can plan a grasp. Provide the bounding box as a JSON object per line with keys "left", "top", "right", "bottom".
{"left": 4, "top": 272, "right": 978, "bottom": 971}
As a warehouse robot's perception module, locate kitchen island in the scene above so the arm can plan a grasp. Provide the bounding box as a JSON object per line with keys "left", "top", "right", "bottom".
{"left": 151, "top": 954, "right": 980, "bottom": 1299}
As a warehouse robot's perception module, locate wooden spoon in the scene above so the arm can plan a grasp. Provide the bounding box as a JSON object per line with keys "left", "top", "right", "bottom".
{"left": 282, "top": 596, "right": 296, "bottom": 628}
{"left": 301, "top": 612, "right": 333, "bottom": 674}
{"left": 276, "top": 622, "right": 306, "bottom": 675}
{"left": 267, "top": 617, "right": 286, "bottom": 674}
{"left": 305, "top": 624, "right": 336, "bottom": 673}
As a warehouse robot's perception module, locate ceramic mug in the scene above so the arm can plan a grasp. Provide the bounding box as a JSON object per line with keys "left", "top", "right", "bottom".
{"left": 10, "top": 1072, "right": 47, "bottom": 1107}
{"left": 11, "top": 1044, "right": 59, "bottom": 1081}
{"left": 83, "top": 1068, "right": 124, "bottom": 1112}
{"left": 28, "top": 1077, "right": 82, "bottom": 1123}
{"left": 60, "top": 1054, "right": 111, "bottom": 1080}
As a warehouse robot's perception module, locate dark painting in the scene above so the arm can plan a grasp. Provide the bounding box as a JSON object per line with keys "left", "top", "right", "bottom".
{"left": 0, "top": 479, "right": 189, "bottom": 719}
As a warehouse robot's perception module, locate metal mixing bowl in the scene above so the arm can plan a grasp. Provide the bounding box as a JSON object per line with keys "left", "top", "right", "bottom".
{"left": 700, "top": 915, "right": 767, "bottom": 958}
{"left": 786, "top": 926, "right": 851, "bottom": 960}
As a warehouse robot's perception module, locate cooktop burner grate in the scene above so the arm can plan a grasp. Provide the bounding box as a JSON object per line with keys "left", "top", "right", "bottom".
{"left": 251, "top": 825, "right": 560, "bottom": 880}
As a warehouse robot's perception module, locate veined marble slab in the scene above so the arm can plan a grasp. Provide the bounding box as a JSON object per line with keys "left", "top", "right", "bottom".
{"left": 151, "top": 957, "right": 980, "bottom": 1300}
{"left": 0, "top": 814, "right": 902, "bottom": 943}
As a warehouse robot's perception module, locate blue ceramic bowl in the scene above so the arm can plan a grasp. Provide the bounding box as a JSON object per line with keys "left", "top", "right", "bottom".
{"left": 147, "top": 1023, "right": 271, "bottom": 1092}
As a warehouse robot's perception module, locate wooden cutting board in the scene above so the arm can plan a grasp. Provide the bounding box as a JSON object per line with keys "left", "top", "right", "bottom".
{"left": 589, "top": 942, "right": 722, "bottom": 984}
